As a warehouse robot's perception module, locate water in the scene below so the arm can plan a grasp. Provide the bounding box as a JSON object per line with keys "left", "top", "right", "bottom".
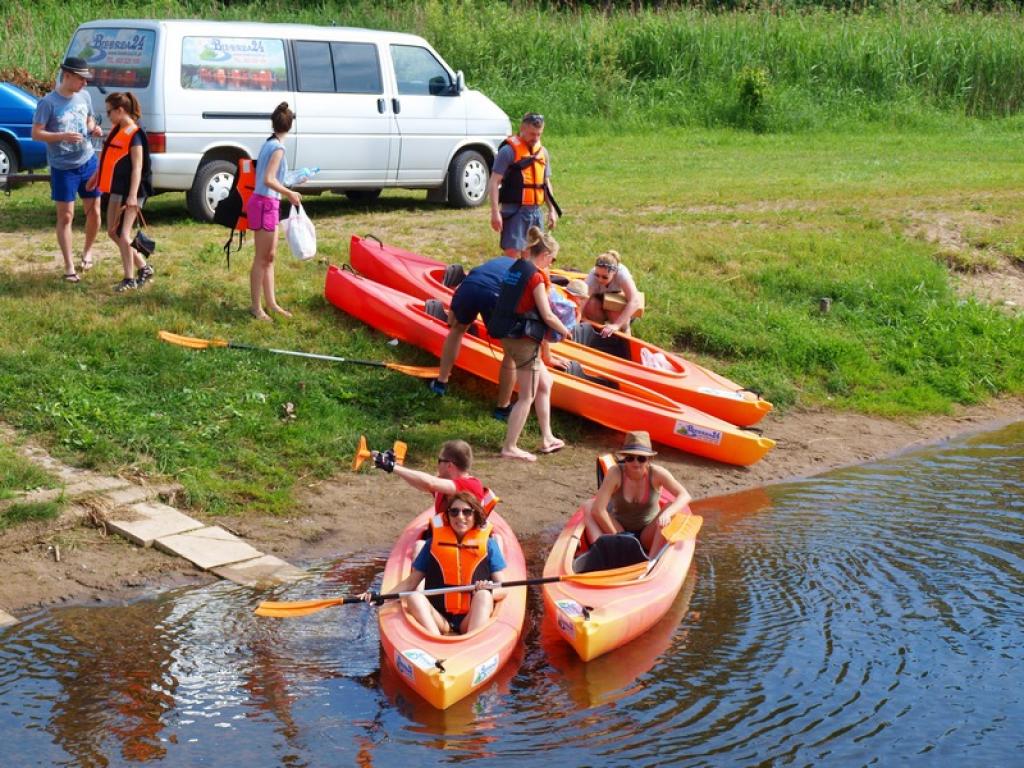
{"left": 2, "top": 423, "right": 1022, "bottom": 767}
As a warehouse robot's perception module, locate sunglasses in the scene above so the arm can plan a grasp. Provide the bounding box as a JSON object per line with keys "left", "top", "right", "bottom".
{"left": 522, "top": 113, "right": 544, "bottom": 126}
{"left": 448, "top": 507, "right": 475, "bottom": 518}
{"left": 622, "top": 455, "right": 648, "bottom": 463}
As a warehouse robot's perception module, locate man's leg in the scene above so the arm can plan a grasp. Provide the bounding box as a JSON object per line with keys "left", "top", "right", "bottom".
{"left": 55, "top": 201, "right": 76, "bottom": 276}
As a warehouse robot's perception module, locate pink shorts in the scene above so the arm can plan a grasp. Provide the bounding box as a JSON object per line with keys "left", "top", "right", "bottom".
{"left": 246, "top": 193, "right": 280, "bottom": 231}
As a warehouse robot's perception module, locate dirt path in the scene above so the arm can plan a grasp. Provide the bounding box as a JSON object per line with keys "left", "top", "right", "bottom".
{"left": 5, "top": 397, "right": 1020, "bottom": 615}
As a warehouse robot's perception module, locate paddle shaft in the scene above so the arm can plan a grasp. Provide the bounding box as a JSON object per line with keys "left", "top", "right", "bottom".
{"left": 228, "top": 341, "right": 396, "bottom": 369}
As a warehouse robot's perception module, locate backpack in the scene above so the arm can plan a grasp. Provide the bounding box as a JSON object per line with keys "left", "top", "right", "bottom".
{"left": 213, "top": 157, "right": 255, "bottom": 266}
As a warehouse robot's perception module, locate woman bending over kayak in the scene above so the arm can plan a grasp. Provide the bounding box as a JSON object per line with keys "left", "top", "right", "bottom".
{"left": 583, "top": 250, "right": 643, "bottom": 337}
{"left": 360, "top": 492, "right": 508, "bottom": 636}
{"left": 584, "top": 431, "right": 692, "bottom": 555}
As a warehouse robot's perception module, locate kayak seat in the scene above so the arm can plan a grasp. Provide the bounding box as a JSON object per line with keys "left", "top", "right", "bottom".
{"left": 563, "top": 360, "right": 620, "bottom": 390}
{"left": 424, "top": 299, "right": 448, "bottom": 322}
{"left": 442, "top": 263, "right": 466, "bottom": 288}
{"left": 571, "top": 323, "right": 631, "bottom": 360}
{"left": 573, "top": 533, "right": 648, "bottom": 573}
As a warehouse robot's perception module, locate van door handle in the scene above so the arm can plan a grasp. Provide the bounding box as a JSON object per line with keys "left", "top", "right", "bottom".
{"left": 392, "top": 98, "right": 401, "bottom": 115}
{"left": 377, "top": 98, "right": 385, "bottom": 114}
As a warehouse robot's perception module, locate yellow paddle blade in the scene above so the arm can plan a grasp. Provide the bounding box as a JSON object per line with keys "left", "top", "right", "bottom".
{"left": 254, "top": 597, "right": 348, "bottom": 618}
{"left": 157, "top": 330, "right": 229, "bottom": 350}
{"left": 663, "top": 514, "right": 703, "bottom": 543}
{"left": 384, "top": 362, "right": 441, "bottom": 379}
{"left": 393, "top": 440, "right": 408, "bottom": 466}
{"left": 352, "top": 435, "right": 373, "bottom": 471}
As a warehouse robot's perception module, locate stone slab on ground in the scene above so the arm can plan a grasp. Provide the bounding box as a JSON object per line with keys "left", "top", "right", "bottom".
{"left": 103, "top": 484, "right": 176, "bottom": 509}
{"left": 155, "top": 526, "right": 263, "bottom": 570}
{"left": 212, "top": 555, "right": 307, "bottom": 587}
{"left": 0, "top": 609, "right": 18, "bottom": 627}
{"left": 107, "top": 501, "right": 205, "bottom": 547}
{"left": 62, "top": 476, "right": 132, "bottom": 497}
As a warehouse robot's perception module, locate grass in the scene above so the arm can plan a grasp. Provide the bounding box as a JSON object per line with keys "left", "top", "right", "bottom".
{"left": 1, "top": 126, "right": 1022, "bottom": 517}
{"left": 0, "top": 441, "right": 58, "bottom": 500}
{"left": 0, "top": 500, "right": 64, "bottom": 531}
{"left": 5, "top": 2, "right": 1024, "bottom": 132}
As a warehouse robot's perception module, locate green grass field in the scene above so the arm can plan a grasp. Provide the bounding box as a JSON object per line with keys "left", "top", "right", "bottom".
{"left": 1, "top": 126, "right": 1022, "bottom": 516}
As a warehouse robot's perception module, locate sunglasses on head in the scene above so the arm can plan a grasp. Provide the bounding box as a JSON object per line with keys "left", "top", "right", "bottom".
{"left": 448, "top": 507, "right": 475, "bottom": 518}
{"left": 522, "top": 113, "right": 544, "bottom": 126}
{"left": 595, "top": 260, "right": 618, "bottom": 272}
{"left": 622, "top": 455, "right": 648, "bottom": 463}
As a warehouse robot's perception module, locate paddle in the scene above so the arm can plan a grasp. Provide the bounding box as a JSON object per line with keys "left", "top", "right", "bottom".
{"left": 644, "top": 513, "right": 703, "bottom": 575}
{"left": 157, "top": 330, "right": 440, "bottom": 379}
{"left": 254, "top": 563, "right": 651, "bottom": 619}
{"left": 352, "top": 435, "right": 408, "bottom": 471}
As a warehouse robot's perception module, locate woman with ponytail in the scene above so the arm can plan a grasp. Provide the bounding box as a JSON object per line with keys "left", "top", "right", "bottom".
{"left": 247, "top": 102, "right": 301, "bottom": 320}
{"left": 87, "top": 91, "right": 154, "bottom": 292}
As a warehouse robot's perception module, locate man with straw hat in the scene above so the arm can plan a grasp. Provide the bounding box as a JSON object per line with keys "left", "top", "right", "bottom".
{"left": 583, "top": 431, "right": 692, "bottom": 555}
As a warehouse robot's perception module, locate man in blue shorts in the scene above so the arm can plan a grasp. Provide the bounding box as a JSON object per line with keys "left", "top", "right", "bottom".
{"left": 32, "top": 57, "right": 104, "bottom": 283}
{"left": 487, "top": 113, "right": 557, "bottom": 258}
{"left": 429, "top": 255, "right": 518, "bottom": 420}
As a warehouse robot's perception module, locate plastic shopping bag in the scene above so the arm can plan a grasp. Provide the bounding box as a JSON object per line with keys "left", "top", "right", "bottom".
{"left": 283, "top": 204, "right": 316, "bottom": 261}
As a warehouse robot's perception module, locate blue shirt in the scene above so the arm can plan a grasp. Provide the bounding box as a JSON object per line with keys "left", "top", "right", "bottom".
{"left": 464, "top": 256, "right": 516, "bottom": 292}
{"left": 33, "top": 90, "right": 96, "bottom": 170}
{"left": 412, "top": 536, "right": 507, "bottom": 576}
{"left": 254, "top": 137, "right": 287, "bottom": 199}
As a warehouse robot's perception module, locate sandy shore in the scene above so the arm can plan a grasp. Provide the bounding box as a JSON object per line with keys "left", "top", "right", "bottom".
{"left": 2, "top": 397, "right": 1022, "bottom": 615}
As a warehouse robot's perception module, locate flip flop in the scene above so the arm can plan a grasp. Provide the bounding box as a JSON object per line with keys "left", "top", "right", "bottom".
{"left": 538, "top": 440, "right": 565, "bottom": 455}
{"left": 62, "top": 273, "right": 80, "bottom": 283}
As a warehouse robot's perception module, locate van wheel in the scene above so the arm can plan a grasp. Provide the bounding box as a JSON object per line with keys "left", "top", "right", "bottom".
{"left": 447, "top": 149, "right": 488, "bottom": 208}
{"left": 0, "top": 138, "right": 18, "bottom": 176}
{"left": 187, "top": 158, "right": 236, "bottom": 222}
{"left": 345, "top": 188, "right": 382, "bottom": 204}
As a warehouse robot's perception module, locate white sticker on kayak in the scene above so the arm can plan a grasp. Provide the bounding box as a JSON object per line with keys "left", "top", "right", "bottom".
{"left": 402, "top": 648, "right": 437, "bottom": 671}
{"left": 674, "top": 421, "right": 724, "bottom": 445}
{"left": 557, "top": 615, "right": 576, "bottom": 639}
{"left": 556, "top": 599, "right": 585, "bottom": 618}
{"left": 395, "top": 653, "right": 415, "bottom": 680}
{"left": 697, "top": 386, "right": 747, "bottom": 402}
{"left": 472, "top": 653, "right": 499, "bottom": 686}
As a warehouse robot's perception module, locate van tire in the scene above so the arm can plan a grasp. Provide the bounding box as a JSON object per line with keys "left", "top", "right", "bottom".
{"left": 345, "top": 188, "right": 382, "bottom": 204}
{"left": 188, "top": 158, "right": 237, "bottom": 222}
{"left": 447, "top": 149, "right": 488, "bottom": 208}
{"left": 0, "top": 138, "right": 17, "bottom": 176}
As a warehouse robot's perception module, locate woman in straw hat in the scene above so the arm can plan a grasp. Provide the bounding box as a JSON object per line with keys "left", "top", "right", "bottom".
{"left": 584, "top": 430, "right": 692, "bottom": 555}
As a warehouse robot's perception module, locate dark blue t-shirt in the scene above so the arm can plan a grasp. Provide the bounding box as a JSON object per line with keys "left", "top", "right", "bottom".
{"left": 463, "top": 256, "right": 516, "bottom": 292}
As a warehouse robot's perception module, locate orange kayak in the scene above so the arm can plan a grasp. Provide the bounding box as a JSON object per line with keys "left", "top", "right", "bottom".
{"left": 377, "top": 508, "right": 527, "bottom": 710}
{"left": 325, "top": 265, "right": 775, "bottom": 465}
{"left": 541, "top": 503, "right": 698, "bottom": 662}
{"left": 349, "top": 234, "right": 773, "bottom": 426}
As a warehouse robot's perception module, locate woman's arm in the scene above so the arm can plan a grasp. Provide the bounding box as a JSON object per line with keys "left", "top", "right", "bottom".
{"left": 589, "top": 465, "right": 625, "bottom": 533}
{"left": 126, "top": 143, "right": 143, "bottom": 205}
{"left": 651, "top": 464, "right": 692, "bottom": 527}
{"left": 358, "top": 568, "right": 425, "bottom": 601}
{"left": 603, "top": 271, "right": 642, "bottom": 336}
{"left": 262, "top": 147, "right": 301, "bottom": 206}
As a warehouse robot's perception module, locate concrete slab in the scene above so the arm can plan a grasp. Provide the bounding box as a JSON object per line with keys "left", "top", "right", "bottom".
{"left": 155, "top": 526, "right": 263, "bottom": 570}
{"left": 63, "top": 476, "right": 131, "bottom": 497}
{"left": 107, "top": 502, "right": 205, "bottom": 547}
{"left": 103, "top": 485, "right": 162, "bottom": 509}
{"left": 212, "top": 555, "right": 307, "bottom": 587}
{"left": 0, "top": 609, "right": 18, "bottom": 628}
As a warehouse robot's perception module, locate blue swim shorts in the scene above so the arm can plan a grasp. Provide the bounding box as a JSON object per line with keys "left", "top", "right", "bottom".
{"left": 50, "top": 155, "right": 101, "bottom": 203}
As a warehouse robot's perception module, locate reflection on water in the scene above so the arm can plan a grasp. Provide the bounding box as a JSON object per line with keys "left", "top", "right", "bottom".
{"left": 1, "top": 423, "right": 1022, "bottom": 766}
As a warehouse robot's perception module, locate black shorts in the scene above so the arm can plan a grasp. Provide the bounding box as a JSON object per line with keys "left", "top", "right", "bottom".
{"left": 450, "top": 280, "right": 498, "bottom": 325}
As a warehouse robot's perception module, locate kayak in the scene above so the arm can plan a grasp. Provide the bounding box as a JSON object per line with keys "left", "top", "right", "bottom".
{"left": 349, "top": 234, "right": 773, "bottom": 426}
{"left": 377, "top": 508, "right": 527, "bottom": 710}
{"left": 325, "top": 265, "right": 776, "bottom": 465}
{"left": 541, "top": 502, "right": 698, "bottom": 662}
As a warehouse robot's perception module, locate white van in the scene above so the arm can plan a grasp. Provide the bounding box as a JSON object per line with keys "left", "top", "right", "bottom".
{"left": 64, "top": 19, "right": 511, "bottom": 220}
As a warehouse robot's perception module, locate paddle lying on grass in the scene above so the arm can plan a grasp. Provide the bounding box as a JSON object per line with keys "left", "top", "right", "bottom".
{"left": 255, "top": 515, "right": 703, "bottom": 619}
{"left": 157, "top": 330, "right": 441, "bottom": 379}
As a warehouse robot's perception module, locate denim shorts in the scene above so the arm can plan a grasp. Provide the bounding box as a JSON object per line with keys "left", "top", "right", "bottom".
{"left": 500, "top": 205, "right": 544, "bottom": 252}
{"left": 246, "top": 192, "right": 280, "bottom": 231}
{"left": 50, "top": 155, "right": 101, "bottom": 203}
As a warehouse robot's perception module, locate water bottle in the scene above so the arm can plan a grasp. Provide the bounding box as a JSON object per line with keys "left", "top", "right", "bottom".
{"left": 90, "top": 116, "right": 105, "bottom": 154}
{"left": 284, "top": 166, "right": 319, "bottom": 186}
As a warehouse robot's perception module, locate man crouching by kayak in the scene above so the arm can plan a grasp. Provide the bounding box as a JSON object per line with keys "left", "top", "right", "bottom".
{"left": 359, "top": 492, "right": 507, "bottom": 635}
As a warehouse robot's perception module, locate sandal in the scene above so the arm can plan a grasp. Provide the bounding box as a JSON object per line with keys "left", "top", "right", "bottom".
{"left": 63, "top": 273, "right": 80, "bottom": 283}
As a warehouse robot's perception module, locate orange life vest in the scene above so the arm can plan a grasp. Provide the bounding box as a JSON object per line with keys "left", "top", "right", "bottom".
{"left": 98, "top": 123, "right": 140, "bottom": 194}
{"left": 498, "top": 135, "right": 546, "bottom": 207}
{"left": 424, "top": 515, "right": 493, "bottom": 615}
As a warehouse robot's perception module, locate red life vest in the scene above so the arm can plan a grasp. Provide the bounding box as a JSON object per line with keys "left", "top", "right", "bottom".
{"left": 498, "top": 135, "right": 547, "bottom": 207}
{"left": 234, "top": 157, "right": 256, "bottom": 233}
{"left": 98, "top": 123, "right": 140, "bottom": 194}
{"left": 424, "top": 515, "right": 493, "bottom": 615}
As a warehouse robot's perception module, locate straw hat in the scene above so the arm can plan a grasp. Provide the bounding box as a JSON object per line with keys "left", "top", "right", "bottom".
{"left": 565, "top": 279, "right": 589, "bottom": 300}
{"left": 615, "top": 430, "right": 657, "bottom": 458}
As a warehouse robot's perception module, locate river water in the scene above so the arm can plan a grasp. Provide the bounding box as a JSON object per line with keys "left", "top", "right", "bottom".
{"left": 2, "top": 423, "right": 1021, "bottom": 767}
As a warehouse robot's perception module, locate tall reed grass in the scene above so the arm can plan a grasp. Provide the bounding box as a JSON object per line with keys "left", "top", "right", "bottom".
{"left": 4, "top": 0, "right": 1024, "bottom": 131}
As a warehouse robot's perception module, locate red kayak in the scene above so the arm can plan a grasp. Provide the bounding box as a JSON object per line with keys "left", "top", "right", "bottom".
{"left": 349, "top": 234, "right": 772, "bottom": 426}
{"left": 325, "top": 265, "right": 775, "bottom": 466}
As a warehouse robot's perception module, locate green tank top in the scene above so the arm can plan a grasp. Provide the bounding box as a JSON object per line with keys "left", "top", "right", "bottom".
{"left": 609, "top": 471, "right": 659, "bottom": 532}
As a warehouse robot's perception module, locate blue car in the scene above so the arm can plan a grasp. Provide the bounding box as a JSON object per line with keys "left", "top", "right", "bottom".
{"left": 0, "top": 82, "right": 48, "bottom": 175}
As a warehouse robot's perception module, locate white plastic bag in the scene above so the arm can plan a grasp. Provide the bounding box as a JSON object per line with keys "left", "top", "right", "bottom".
{"left": 640, "top": 348, "right": 673, "bottom": 370}
{"left": 282, "top": 204, "right": 316, "bottom": 261}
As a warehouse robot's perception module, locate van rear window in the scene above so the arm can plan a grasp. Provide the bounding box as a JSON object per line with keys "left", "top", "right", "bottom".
{"left": 181, "top": 37, "right": 288, "bottom": 91}
{"left": 67, "top": 28, "right": 156, "bottom": 89}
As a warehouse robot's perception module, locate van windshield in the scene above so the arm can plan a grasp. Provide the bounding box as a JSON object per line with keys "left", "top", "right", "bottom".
{"left": 67, "top": 28, "right": 156, "bottom": 89}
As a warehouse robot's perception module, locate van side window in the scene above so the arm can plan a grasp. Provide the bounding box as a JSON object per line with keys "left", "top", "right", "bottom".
{"left": 294, "top": 41, "right": 335, "bottom": 92}
{"left": 390, "top": 45, "right": 451, "bottom": 96}
{"left": 331, "top": 42, "right": 382, "bottom": 94}
{"left": 181, "top": 37, "right": 287, "bottom": 91}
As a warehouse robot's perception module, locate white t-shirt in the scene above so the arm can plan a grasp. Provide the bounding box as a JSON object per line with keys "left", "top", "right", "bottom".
{"left": 585, "top": 263, "right": 634, "bottom": 296}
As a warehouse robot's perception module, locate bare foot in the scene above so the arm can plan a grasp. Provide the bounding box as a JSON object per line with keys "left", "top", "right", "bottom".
{"left": 501, "top": 447, "right": 537, "bottom": 462}
{"left": 538, "top": 438, "right": 565, "bottom": 455}
{"left": 270, "top": 305, "right": 293, "bottom": 318}
{"left": 80, "top": 252, "right": 95, "bottom": 271}
{"left": 249, "top": 308, "right": 272, "bottom": 322}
